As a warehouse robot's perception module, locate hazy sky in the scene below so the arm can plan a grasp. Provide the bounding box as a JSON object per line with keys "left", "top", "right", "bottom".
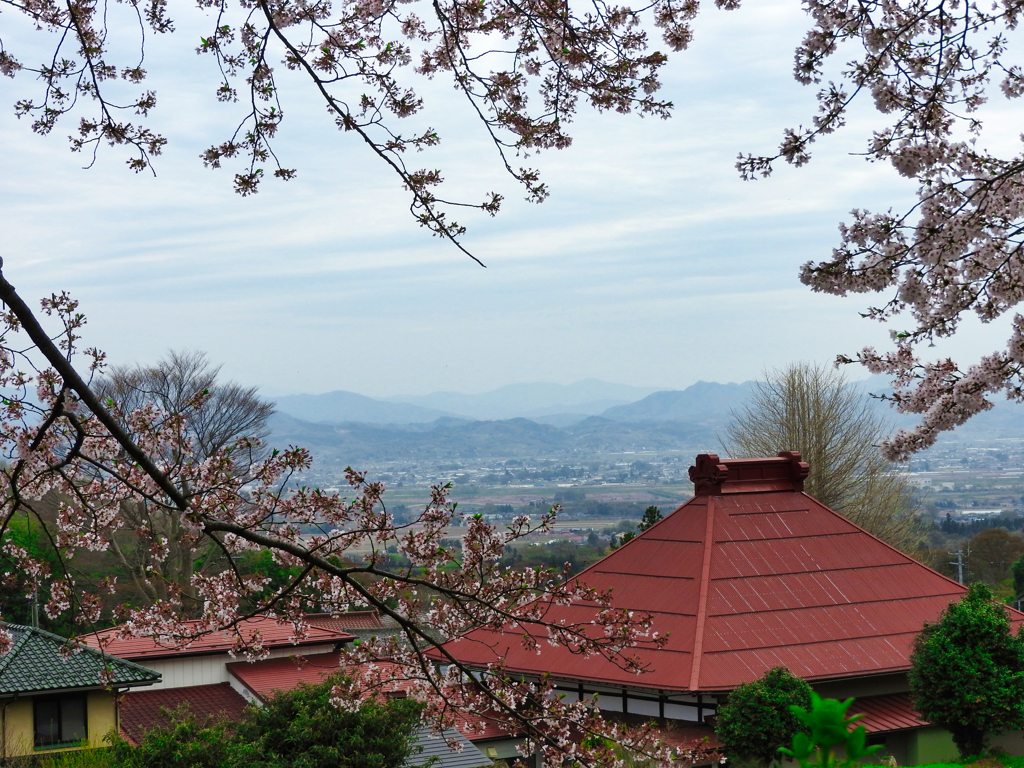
{"left": 2, "top": 0, "right": 1014, "bottom": 398}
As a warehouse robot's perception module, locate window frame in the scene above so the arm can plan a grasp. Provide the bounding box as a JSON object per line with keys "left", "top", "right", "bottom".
{"left": 32, "top": 692, "right": 89, "bottom": 749}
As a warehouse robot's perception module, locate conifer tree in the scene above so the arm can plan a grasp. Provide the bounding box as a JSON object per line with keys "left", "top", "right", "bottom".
{"left": 909, "top": 583, "right": 1024, "bottom": 758}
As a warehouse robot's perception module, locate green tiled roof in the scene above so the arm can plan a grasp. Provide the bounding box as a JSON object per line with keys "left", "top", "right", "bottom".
{"left": 0, "top": 624, "right": 161, "bottom": 695}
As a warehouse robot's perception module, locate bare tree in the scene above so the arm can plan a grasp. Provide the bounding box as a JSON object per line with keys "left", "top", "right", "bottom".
{"left": 723, "top": 362, "right": 920, "bottom": 551}
{"left": 94, "top": 350, "right": 275, "bottom": 612}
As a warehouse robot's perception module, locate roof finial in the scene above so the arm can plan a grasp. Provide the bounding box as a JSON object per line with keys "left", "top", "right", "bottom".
{"left": 688, "top": 454, "right": 730, "bottom": 496}
{"left": 778, "top": 451, "right": 810, "bottom": 491}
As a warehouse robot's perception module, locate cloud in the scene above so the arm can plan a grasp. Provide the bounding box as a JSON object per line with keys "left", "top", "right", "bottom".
{"left": 0, "top": 0, "right": 1009, "bottom": 397}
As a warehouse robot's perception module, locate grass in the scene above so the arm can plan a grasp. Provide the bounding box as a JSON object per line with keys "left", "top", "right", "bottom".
{"left": 6, "top": 749, "right": 120, "bottom": 768}
{"left": 916, "top": 756, "right": 1024, "bottom": 768}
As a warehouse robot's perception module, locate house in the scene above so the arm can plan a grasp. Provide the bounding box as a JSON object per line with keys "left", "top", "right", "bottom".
{"left": 0, "top": 623, "right": 160, "bottom": 759}
{"left": 439, "top": 452, "right": 1024, "bottom": 765}
{"left": 93, "top": 612, "right": 490, "bottom": 768}
{"left": 84, "top": 614, "right": 356, "bottom": 692}
{"left": 83, "top": 614, "right": 356, "bottom": 741}
{"left": 115, "top": 640, "right": 491, "bottom": 768}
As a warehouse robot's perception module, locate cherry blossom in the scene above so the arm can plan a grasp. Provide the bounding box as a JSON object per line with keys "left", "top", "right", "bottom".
{"left": 730, "top": 0, "right": 1024, "bottom": 456}
{"left": 2, "top": 0, "right": 695, "bottom": 258}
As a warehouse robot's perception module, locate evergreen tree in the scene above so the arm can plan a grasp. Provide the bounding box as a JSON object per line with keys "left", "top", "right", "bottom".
{"left": 612, "top": 506, "right": 663, "bottom": 549}
{"left": 638, "top": 506, "right": 663, "bottom": 532}
{"left": 1013, "top": 555, "right": 1024, "bottom": 603}
{"left": 909, "top": 583, "right": 1024, "bottom": 758}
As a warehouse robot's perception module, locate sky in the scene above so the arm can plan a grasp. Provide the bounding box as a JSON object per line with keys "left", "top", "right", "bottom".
{"left": 1, "top": 0, "right": 1017, "bottom": 398}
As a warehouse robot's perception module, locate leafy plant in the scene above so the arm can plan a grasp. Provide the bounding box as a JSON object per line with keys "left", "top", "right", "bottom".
{"left": 715, "top": 666, "right": 813, "bottom": 766}
{"left": 778, "top": 693, "right": 881, "bottom": 768}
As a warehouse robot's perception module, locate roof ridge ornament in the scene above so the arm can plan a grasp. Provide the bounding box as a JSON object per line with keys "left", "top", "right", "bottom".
{"left": 688, "top": 454, "right": 730, "bottom": 495}
{"left": 779, "top": 450, "right": 810, "bottom": 490}
{"left": 689, "top": 451, "right": 811, "bottom": 496}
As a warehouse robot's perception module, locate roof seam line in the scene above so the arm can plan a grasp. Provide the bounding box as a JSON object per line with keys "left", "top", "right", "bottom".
{"left": 708, "top": 561, "right": 925, "bottom": 580}
{"left": 688, "top": 495, "right": 716, "bottom": 692}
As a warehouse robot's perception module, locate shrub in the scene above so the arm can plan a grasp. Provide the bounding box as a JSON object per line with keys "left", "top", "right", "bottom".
{"left": 112, "top": 673, "right": 425, "bottom": 768}
{"left": 714, "top": 666, "right": 812, "bottom": 766}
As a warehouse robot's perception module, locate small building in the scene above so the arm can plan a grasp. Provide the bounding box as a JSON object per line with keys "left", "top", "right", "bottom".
{"left": 83, "top": 614, "right": 357, "bottom": 741}
{"left": 118, "top": 645, "right": 491, "bottom": 768}
{"left": 97, "top": 613, "right": 490, "bottom": 768}
{"left": 441, "top": 452, "right": 1024, "bottom": 765}
{"left": 0, "top": 623, "right": 160, "bottom": 759}
{"left": 83, "top": 614, "right": 356, "bottom": 691}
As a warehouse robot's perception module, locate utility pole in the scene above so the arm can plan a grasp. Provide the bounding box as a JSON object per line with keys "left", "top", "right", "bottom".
{"left": 26, "top": 592, "right": 39, "bottom": 628}
{"left": 949, "top": 549, "right": 965, "bottom": 584}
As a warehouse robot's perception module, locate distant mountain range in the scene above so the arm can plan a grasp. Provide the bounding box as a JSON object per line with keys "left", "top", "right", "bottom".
{"left": 266, "top": 377, "right": 1024, "bottom": 465}
{"left": 381, "top": 379, "right": 660, "bottom": 421}
{"left": 267, "top": 412, "right": 721, "bottom": 464}
{"left": 267, "top": 380, "right": 753, "bottom": 463}
{"left": 273, "top": 390, "right": 456, "bottom": 424}
{"left": 272, "top": 379, "right": 732, "bottom": 426}
{"left": 602, "top": 381, "right": 758, "bottom": 424}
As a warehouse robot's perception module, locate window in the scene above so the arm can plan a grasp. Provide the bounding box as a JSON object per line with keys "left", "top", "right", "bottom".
{"left": 33, "top": 694, "right": 87, "bottom": 748}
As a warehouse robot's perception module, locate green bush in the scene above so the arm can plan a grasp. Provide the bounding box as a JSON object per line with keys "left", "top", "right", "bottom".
{"left": 112, "top": 673, "right": 425, "bottom": 768}
{"left": 110, "top": 706, "right": 236, "bottom": 768}
{"left": 714, "top": 666, "right": 813, "bottom": 766}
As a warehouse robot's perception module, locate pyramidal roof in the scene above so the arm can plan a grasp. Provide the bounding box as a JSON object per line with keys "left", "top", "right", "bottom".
{"left": 444, "top": 452, "right": 1018, "bottom": 693}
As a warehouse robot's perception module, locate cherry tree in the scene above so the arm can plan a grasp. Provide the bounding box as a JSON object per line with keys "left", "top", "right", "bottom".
{"left": 0, "top": 0, "right": 695, "bottom": 262}
{"left": 0, "top": 266, "right": 708, "bottom": 766}
{"left": 735, "top": 0, "right": 1024, "bottom": 458}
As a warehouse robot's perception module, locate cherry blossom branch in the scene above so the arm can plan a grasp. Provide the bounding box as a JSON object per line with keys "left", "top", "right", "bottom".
{"left": 0, "top": 262, "right": 188, "bottom": 511}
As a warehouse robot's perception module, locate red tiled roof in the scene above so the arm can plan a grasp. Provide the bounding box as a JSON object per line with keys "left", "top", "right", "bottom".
{"left": 849, "top": 692, "right": 928, "bottom": 733}
{"left": 227, "top": 651, "right": 346, "bottom": 700}
{"left": 307, "top": 610, "right": 386, "bottom": 631}
{"left": 84, "top": 615, "right": 355, "bottom": 660}
{"left": 440, "top": 453, "right": 1024, "bottom": 693}
{"left": 119, "top": 683, "right": 249, "bottom": 744}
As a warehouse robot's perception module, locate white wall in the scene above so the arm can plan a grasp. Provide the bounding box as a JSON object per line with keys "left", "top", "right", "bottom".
{"left": 136, "top": 644, "right": 337, "bottom": 690}
{"left": 553, "top": 685, "right": 708, "bottom": 722}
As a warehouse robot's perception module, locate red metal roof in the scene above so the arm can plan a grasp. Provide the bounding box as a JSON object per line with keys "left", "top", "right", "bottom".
{"left": 119, "top": 683, "right": 249, "bottom": 744}
{"left": 84, "top": 615, "right": 354, "bottom": 660}
{"left": 440, "top": 453, "right": 1024, "bottom": 693}
{"left": 307, "top": 610, "right": 386, "bottom": 631}
{"left": 226, "top": 650, "right": 347, "bottom": 700}
{"left": 848, "top": 692, "right": 928, "bottom": 733}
